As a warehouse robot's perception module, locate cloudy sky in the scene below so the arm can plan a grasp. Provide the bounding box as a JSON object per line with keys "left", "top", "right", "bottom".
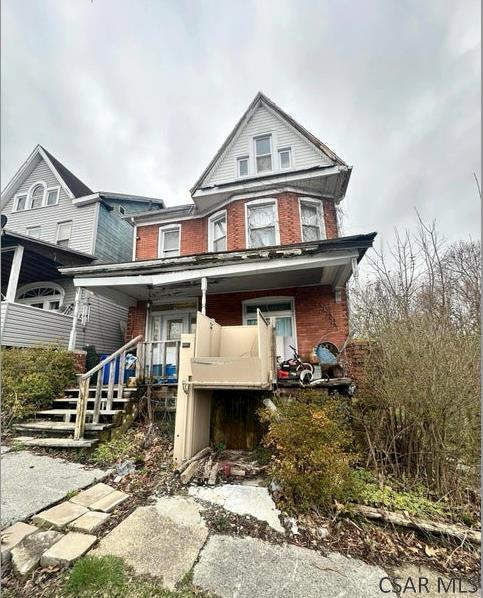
{"left": 1, "top": 0, "right": 480, "bottom": 247}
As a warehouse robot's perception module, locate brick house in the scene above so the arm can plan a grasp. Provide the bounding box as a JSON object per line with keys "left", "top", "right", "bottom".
{"left": 62, "top": 92, "right": 376, "bottom": 372}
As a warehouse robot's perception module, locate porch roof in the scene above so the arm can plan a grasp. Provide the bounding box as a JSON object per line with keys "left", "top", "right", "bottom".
{"left": 59, "top": 233, "right": 376, "bottom": 306}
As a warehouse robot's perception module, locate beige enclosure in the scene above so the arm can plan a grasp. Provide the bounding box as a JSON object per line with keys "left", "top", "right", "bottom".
{"left": 173, "top": 310, "right": 276, "bottom": 464}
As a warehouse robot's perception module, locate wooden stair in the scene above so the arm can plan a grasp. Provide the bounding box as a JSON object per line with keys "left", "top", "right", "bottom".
{"left": 12, "top": 385, "right": 136, "bottom": 448}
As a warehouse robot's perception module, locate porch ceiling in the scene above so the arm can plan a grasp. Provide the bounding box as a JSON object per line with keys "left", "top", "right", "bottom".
{"left": 74, "top": 251, "right": 359, "bottom": 306}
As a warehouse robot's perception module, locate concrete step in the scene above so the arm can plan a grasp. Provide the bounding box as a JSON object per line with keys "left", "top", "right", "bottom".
{"left": 13, "top": 436, "right": 98, "bottom": 448}
{"left": 14, "top": 421, "right": 112, "bottom": 433}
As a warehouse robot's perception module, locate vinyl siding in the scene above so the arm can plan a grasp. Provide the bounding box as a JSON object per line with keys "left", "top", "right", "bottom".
{"left": 94, "top": 199, "right": 149, "bottom": 263}
{"left": 205, "top": 104, "right": 332, "bottom": 187}
{"left": 60, "top": 279, "right": 129, "bottom": 354}
{"left": 2, "top": 157, "right": 96, "bottom": 254}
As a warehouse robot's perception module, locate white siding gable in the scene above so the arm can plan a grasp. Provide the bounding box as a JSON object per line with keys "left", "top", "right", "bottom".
{"left": 204, "top": 103, "right": 333, "bottom": 187}
{"left": 2, "top": 156, "right": 96, "bottom": 254}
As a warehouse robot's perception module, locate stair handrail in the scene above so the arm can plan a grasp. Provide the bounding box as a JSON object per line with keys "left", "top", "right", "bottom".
{"left": 74, "top": 335, "right": 143, "bottom": 440}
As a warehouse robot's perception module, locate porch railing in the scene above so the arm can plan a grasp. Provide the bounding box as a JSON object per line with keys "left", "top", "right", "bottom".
{"left": 135, "top": 340, "right": 181, "bottom": 382}
{"left": 73, "top": 334, "right": 143, "bottom": 440}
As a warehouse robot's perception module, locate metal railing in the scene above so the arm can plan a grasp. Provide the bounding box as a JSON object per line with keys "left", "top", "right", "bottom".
{"left": 135, "top": 340, "right": 181, "bottom": 382}
{"left": 73, "top": 334, "right": 143, "bottom": 440}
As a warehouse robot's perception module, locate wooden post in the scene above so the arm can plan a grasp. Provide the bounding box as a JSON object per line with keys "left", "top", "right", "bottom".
{"left": 92, "top": 366, "right": 103, "bottom": 424}
{"left": 68, "top": 287, "right": 83, "bottom": 351}
{"left": 106, "top": 355, "right": 116, "bottom": 411}
{"left": 6, "top": 245, "right": 24, "bottom": 302}
{"left": 74, "top": 378, "right": 89, "bottom": 440}
{"left": 117, "top": 350, "right": 126, "bottom": 399}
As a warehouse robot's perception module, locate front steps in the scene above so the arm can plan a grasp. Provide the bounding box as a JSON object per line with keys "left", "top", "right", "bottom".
{"left": 12, "top": 385, "right": 137, "bottom": 449}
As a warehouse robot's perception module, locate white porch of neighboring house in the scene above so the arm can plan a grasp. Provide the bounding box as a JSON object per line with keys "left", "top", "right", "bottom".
{"left": 62, "top": 234, "right": 376, "bottom": 383}
{"left": 1, "top": 229, "right": 93, "bottom": 348}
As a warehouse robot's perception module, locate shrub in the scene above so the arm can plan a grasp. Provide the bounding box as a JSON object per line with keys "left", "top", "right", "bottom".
{"left": 259, "top": 392, "right": 356, "bottom": 511}
{"left": 1, "top": 346, "right": 76, "bottom": 427}
{"left": 91, "top": 429, "right": 144, "bottom": 466}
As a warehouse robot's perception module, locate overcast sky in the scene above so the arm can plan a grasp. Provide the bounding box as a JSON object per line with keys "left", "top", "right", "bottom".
{"left": 1, "top": 0, "right": 480, "bottom": 248}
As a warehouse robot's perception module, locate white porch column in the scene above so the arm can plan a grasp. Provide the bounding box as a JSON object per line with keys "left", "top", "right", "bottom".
{"left": 6, "top": 245, "right": 24, "bottom": 302}
{"left": 68, "top": 287, "right": 83, "bottom": 351}
{"left": 201, "top": 277, "right": 208, "bottom": 315}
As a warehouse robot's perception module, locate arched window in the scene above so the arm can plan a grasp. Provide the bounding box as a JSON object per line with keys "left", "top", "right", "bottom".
{"left": 30, "top": 183, "right": 46, "bottom": 209}
{"left": 16, "top": 282, "right": 65, "bottom": 311}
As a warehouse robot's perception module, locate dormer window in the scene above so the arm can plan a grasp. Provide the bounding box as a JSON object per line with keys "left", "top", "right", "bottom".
{"left": 237, "top": 156, "right": 249, "bottom": 178}
{"left": 279, "top": 147, "right": 292, "bottom": 170}
{"left": 30, "top": 184, "right": 45, "bottom": 209}
{"left": 254, "top": 135, "right": 272, "bottom": 173}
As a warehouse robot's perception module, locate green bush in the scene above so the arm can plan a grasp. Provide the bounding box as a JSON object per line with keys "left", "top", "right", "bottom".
{"left": 91, "top": 429, "right": 144, "bottom": 466}
{"left": 259, "top": 392, "right": 356, "bottom": 511}
{"left": 1, "top": 346, "right": 76, "bottom": 427}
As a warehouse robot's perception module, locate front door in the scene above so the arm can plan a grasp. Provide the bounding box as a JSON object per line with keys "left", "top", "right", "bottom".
{"left": 149, "top": 312, "right": 193, "bottom": 377}
{"left": 243, "top": 299, "right": 296, "bottom": 360}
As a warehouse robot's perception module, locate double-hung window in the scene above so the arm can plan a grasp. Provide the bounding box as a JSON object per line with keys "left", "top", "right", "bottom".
{"left": 254, "top": 135, "right": 272, "bottom": 173}
{"left": 46, "top": 188, "right": 60, "bottom": 206}
{"left": 15, "top": 194, "right": 27, "bottom": 211}
{"left": 56, "top": 220, "right": 72, "bottom": 247}
{"left": 278, "top": 147, "right": 292, "bottom": 169}
{"left": 159, "top": 225, "right": 180, "bottom": 258}
{"left": 246, "top": 200, "right": 278, "bottom": 248}
{"left": 209, "top": 211, "right": 227, "bottom": 252}
{"left": 300, "top": 199, "right": 324, "bottom": 242}
{"left": 237, "top": 156, "right": 249, "bottom": 178}
{"left": 26, "top": 226, "right": 41, "bottom": 239}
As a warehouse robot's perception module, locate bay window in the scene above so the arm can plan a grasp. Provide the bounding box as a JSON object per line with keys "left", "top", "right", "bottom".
{"left": 209, "top": 211, "right": 227, "bottom": 252}
{"left": 246, "top": 199, "right": 279, "bottom": 248}
{"left": 300, "top": 199, "right": 325, "bottom": 242}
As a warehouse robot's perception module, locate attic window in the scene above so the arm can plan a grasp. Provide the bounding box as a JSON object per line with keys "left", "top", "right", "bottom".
{"left": 279, "top": 148, "right": 292, "bottom": 170}
{"left": 46, "top": 188, "right": 60, "bottom": 206}
{"left": 15, "top": 194, "right": 27, "bottom": 211}
{"left": 254, "top": 135, "right": 272, "bottom": 173}
{"left": 30, "top": 184, "right": 45, "bottom": 209}
{"left": 237, "top": 156, "right": 249, "bottom": 178}
{"left": 119, "top": 205, "right": 126, "bottom": 215}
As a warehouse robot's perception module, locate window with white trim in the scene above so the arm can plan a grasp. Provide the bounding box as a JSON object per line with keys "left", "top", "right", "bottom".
{"left": 209, "top": 211, "right": 227, "bottom": 252}
{"left": 16, "top": 282, "right": 65, "bottom": 311}
{"left": 26, "top": 226, "right": 41, "bottom": 239}
{"left": 30, "top": 184, "right": 45, "bottom": 209}
{"left": 300, "top": 199, "right": 325, "bottom": 242}
{"left": 243, "top": 297, "right": 295, "bottom": 360}
{"left": 15, "top": 194, "right": 27, "bottom": 211}
{"left": 159, "top": 225, "right": 180, "bottom": 258}
{"left": 254, "top": 134, "right": 272, "bottom": 173}
{"left": 246, "top": 200, "right": 278, "bottom": 248}
{"left": 46, "top": 188, "right": 60, "bottom": 206}
{"left": 56, "top": 220, "right": 73, "bottom": 247}
{"left": 237, "top": 156, "right": 249, "bottom": 178}
{"left": 278, "top": 147, "right": 292, "bottom": 170}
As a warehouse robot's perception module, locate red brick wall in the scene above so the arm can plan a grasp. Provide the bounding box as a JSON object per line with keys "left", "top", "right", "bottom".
{"left": 126, "top": 301, "right": 147, "bottom": 341}
{"left": 207, "top": 285, "right": 349, "bottom": 358}
{"left": 135, "top": 194, "right": 339, "bottom": 260}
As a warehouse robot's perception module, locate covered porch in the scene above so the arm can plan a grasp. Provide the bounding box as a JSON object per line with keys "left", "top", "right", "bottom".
{"left": 61, "top": 234, "right": 376, "bottom": 382}
{"left": 1, "top": 229, "right": 93, "bottom": 348}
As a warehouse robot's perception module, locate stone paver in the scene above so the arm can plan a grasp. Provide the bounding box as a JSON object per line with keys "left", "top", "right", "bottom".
{"left": 68, "top": 511, "right": 110, "bottom": 533}
{"left": 41, "top": 532, "right": 97, "bottom": 567}
{"left": 1, "top": 450, "right": 108, "bottom": 527}
{"left": 90, "top": 489, "right": 129, "bottom": 513}
{"left": 390, "top": 565, "right": 480, "bottom": 597}
{"left": 11, "top": 530, "right": 63, "bottom": 577}
{"left": 93, "top": 499, "right": 208, "bottom": 590}
{"left": 33, "top": 502, "right": 88, "bottom": 530}
{"left": 189, "top": 484, "right": 284, "bottom": 533}
{"left": 154, "top": 496, "right": 204, "bottom": 527}
{"left": 193, "top": 534, "right": 388, "bottom": 598}
{"left": 1, "top": 522, "right": 38, "bottom": 564}
{"left": 70, "top": 483, "right": 116, "bottom": 508}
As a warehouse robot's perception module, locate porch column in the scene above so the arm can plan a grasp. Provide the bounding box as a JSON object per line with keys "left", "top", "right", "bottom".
{"left": 201, "top": 277, "right": 208, "bottom": 315}
{"left": 68, "top": 287, "right": 83, "bottom": 351}
{"left": 5, "top": 245, "right": 24, "bottom": 302}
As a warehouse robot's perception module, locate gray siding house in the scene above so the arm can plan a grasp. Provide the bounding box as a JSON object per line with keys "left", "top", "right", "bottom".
{"left": 1, "top": 145, "right": 164, "bottom": 354}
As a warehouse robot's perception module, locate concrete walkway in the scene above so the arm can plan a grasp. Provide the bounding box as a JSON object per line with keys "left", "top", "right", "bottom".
{"left": 1, "top": 450, "right": 108, "bottom": 527}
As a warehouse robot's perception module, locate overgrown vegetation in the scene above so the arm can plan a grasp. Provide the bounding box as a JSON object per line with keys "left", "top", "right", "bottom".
{"left": 91, "top": 429, "right": 145, "bottom": 466}
{"left": 350, "top": 216, "right": 480, "bottom": 509}
{"left": 1, "top": 346, "right": 76, "bottom": 428}
{"left": 62, "top": 556, "right": 203, "bottom": 597}
{"left": 259, "top": 392, "right": 355, "bottom": 510}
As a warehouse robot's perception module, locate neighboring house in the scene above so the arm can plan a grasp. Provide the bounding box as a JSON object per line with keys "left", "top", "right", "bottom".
{"left": 1, "top": 145, "right": 164, "bottom": 353}
{"left": 61, "top": 92, "right": 376, "bottom": 370}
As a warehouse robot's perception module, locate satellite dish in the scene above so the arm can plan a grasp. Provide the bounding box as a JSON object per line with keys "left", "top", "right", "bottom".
{"left": 0, "top": 214, "right": 7, "bottom": 229}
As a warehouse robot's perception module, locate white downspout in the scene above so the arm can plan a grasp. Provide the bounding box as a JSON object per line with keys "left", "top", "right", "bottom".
{"left": 201, "top": 277, "right": 207, "bottom": 315}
